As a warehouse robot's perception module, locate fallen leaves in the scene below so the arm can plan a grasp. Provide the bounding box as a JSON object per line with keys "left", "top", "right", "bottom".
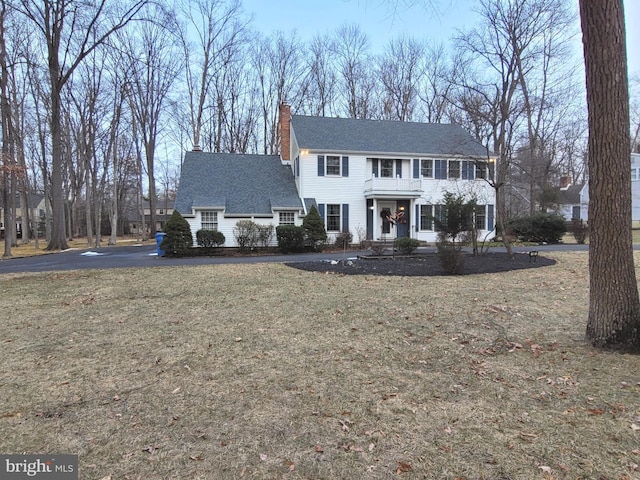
{"left": 519, "top": 432, "right": 538, "bottom": 442}
{"left": 396, "top": 461, "right": 412, "bottom": 474}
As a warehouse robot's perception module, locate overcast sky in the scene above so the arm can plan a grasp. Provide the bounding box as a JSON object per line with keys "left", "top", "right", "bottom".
{"left": 242, "top": 0, "right": 639, "bottom": 79}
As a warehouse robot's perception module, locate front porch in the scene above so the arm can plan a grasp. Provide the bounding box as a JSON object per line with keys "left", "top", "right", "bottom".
{"left": 366, "top": 198, "right": 415, "bottom": 241}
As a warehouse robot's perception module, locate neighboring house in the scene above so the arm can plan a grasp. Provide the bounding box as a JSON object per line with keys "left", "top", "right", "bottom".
{"left": 552, "top": 177, "right": 586, "bottom": 221}
{"left": 580, "top": 153, "right": 640, "bottom": 227}
{"left": 175, "top": 104, "right": 496, "bottom": 247}
{"left": 0, "top": 192, "right": 46, "bottom": 238}
{"left": 127, "top": 197, "right": 175, "bottom": 235}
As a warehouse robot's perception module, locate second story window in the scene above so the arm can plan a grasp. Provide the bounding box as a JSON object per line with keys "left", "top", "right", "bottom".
{"left": 475, "top": 162, "right": 488, "bottom": 179}
{"left": 380, "top": 159, "right": 394, "bottom": 178}
{"left": 421, "top": 159, "right": 433, "bottom": 178}
{"left": 448, "top": 160, "right": 460, "bottom": 179}
{"left": 326, "top": 155, "right": 340, "bottom": 175}
{"left": 318, "top": 155, "right": 349, "bottom": 177}
{"left": 461, "top": 161, "right": 475, "bottom": 180}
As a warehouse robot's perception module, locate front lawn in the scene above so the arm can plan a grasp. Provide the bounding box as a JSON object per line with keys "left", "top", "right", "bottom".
{"left": 1, "top": 252, "right": 639, "bottom": 479}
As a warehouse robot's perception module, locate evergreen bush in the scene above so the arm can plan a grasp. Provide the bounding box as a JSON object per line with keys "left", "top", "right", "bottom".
{"left": 394, "top": 237, "right": 420, "bottom": 254}
{"left": 506, "top": 213, "right": 567, "bottom": 243}
{"left": 436, "top": 240, "right": 466, "bottom": 274}
{"left": 303, "top": 205, "right": 327, "bottom": 251}
{"left": 161, "top": 210, "right": 193, "bottom": 256}
{"left": 276, "top": 225, "right": 305, "bottom": 253}
{"left": 433, "top": 192, "right": 475, "bottom": 274}
{"left": 196, "top": 229, "right": 225, "bottom": 248}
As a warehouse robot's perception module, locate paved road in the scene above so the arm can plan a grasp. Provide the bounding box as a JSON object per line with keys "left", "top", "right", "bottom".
{"left": 0, "top": 244, "right": 372, "bottom": 274}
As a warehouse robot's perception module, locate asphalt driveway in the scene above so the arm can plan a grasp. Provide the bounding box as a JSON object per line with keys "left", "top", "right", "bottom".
{"left": 0, "top": 244, "right": 371, "bottom": 274}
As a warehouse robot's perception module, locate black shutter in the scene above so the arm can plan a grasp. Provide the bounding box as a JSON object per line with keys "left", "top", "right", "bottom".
{"left": 317, "top": 155, "right": 325, "bottom": 176}
{"left": 396, "top": 160, "right": 402, "bottom": 178}
{"left": 342, "top": 204, "right": 349, "bottom": 232}
{"left": 342, "top": 156, "right": 349, "bottom": 177}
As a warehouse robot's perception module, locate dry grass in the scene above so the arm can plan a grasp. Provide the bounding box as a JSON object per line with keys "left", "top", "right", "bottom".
{"left": 1, "top": 252, "right": 639, "bottom": 479}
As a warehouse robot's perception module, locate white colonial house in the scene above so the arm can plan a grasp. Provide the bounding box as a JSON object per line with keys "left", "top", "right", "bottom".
{"left": 174, "top": 104, "right": 497, "bottom": 247}
{"left": 579, "top": 153, "right": 640, "bottom": 227}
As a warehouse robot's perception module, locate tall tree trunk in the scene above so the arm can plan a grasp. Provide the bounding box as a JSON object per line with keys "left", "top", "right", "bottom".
{"left": 0, "top": 0, "right": 14, "bottom": 257}
{"left": 85, "top": 157, "right": 93, "bottom": 246}
{"left": 47, "top": 80, "right": 69, "bottom": 250}
{"left": 580, "top": 0, "right": 640, "bottom": 349}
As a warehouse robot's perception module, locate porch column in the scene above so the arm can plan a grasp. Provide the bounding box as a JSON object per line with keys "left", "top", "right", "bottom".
{"left": 372, "top": 198, "right": 378, "bottom": 240}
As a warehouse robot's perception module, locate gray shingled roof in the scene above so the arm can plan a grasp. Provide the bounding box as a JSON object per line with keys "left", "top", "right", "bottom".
{"left": 557, "top": 185, "right": 584, "bottom": 205}
{"left": 291, "top": 115, "right": 489, "bottom": 157}
{"left": 174, "top": 152, "right": 303, "bottom": 216}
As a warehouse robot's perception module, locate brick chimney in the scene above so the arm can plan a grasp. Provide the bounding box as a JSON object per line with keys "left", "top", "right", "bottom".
{"left": 279, "top": 102, "right": 291, "bottom": 161}
{"left": 559, "top": 175, "right": 571, "bottom": 189}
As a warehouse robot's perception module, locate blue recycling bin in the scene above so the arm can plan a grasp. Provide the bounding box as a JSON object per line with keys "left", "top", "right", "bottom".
{"left": 155, "top": 232, "right": 167, "bottom": 256}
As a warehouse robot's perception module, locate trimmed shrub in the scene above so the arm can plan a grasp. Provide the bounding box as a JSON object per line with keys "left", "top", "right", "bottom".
{"left": 436, "top": 242, "right": 466, "bottom": 274}
{"left": 394, "top": 237, "right": 420, "bottom": 254}
{"left": 303, "top": 205, "right": 327, "bottom": 251}
{"left": 161, "top": 210, "right": 193, "bottom": 256}
{"left": 334, "top": 230, "right": 353, "bottom": 248}
{"left": 506, "top": 213, "right": 567, "bottom": 243}
{"left": 233, "top": 220, "right": 259, "bottom": 251}
{"left": 196, "top": 229, "right": 225, "bottom": 248}
{"left": 256, "top": 224, "right": 274, "bottom": 249}
{"left": 569, "top": 219, "right": 589, "bottom": 244}
{"left": 276, "top": 225, "right": 305, "bottom": 253}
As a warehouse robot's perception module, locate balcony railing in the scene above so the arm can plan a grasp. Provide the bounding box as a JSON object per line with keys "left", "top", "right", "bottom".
{"left": 364, "top": 177, "right": 423, "bottom": 196}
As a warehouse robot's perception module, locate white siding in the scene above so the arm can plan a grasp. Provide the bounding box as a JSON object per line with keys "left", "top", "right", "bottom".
{"left": 580, "top": 154, "right": 640, "bottom": 227}
{"left": 298, "top": 153, "right": 496, "bottom": 244}
{"left": 299, "top": 152, "right": 369, "bottom": 243}
{"left": 188, "top": 210, "right": 304, "bottom": 247}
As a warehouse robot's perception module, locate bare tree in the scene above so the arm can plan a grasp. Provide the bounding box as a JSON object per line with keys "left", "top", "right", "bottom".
{"left": 252, "top": 31, "right": 306, "bottom": 155}
{"left": 123, "top": 4, "right": 181, "bottom": 237}
{"left": 0, "top": 0, "right": 17, "bottom": 256}
{"left": 216, "top": 54, "right": 258, "bottom": 153}
{"left": 332, "top": 24, "right": 375, "bottom": 119}
{"left": 176, "top": 0, "right": 247, "bottom": 150}
{"left": 300, "top": 33, "right": 337, "bottom": 117}
{"left": 13, "top": 0, "right": 148, "bottom": 250}
{"left": 68, "top": 52, "right": 107, "bottom": 247}
{"left": 509, "top": 0, "right": 575, "bottom": 213}
{"left": 580, "top": 0, "right": 640, "bottom": 350}
{"left": 418, "top": 42, "right": 455, "bottom": 123}
{"left": 453, "top": 0, "right": 576, "bottom": 253}
{"left": 378, "top": 36, "right": 424, "bottom": 121}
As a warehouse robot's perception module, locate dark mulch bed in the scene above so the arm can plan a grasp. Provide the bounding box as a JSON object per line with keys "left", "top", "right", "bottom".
{"left": 287, "top": 252, "right": 556, "bottom": 276}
